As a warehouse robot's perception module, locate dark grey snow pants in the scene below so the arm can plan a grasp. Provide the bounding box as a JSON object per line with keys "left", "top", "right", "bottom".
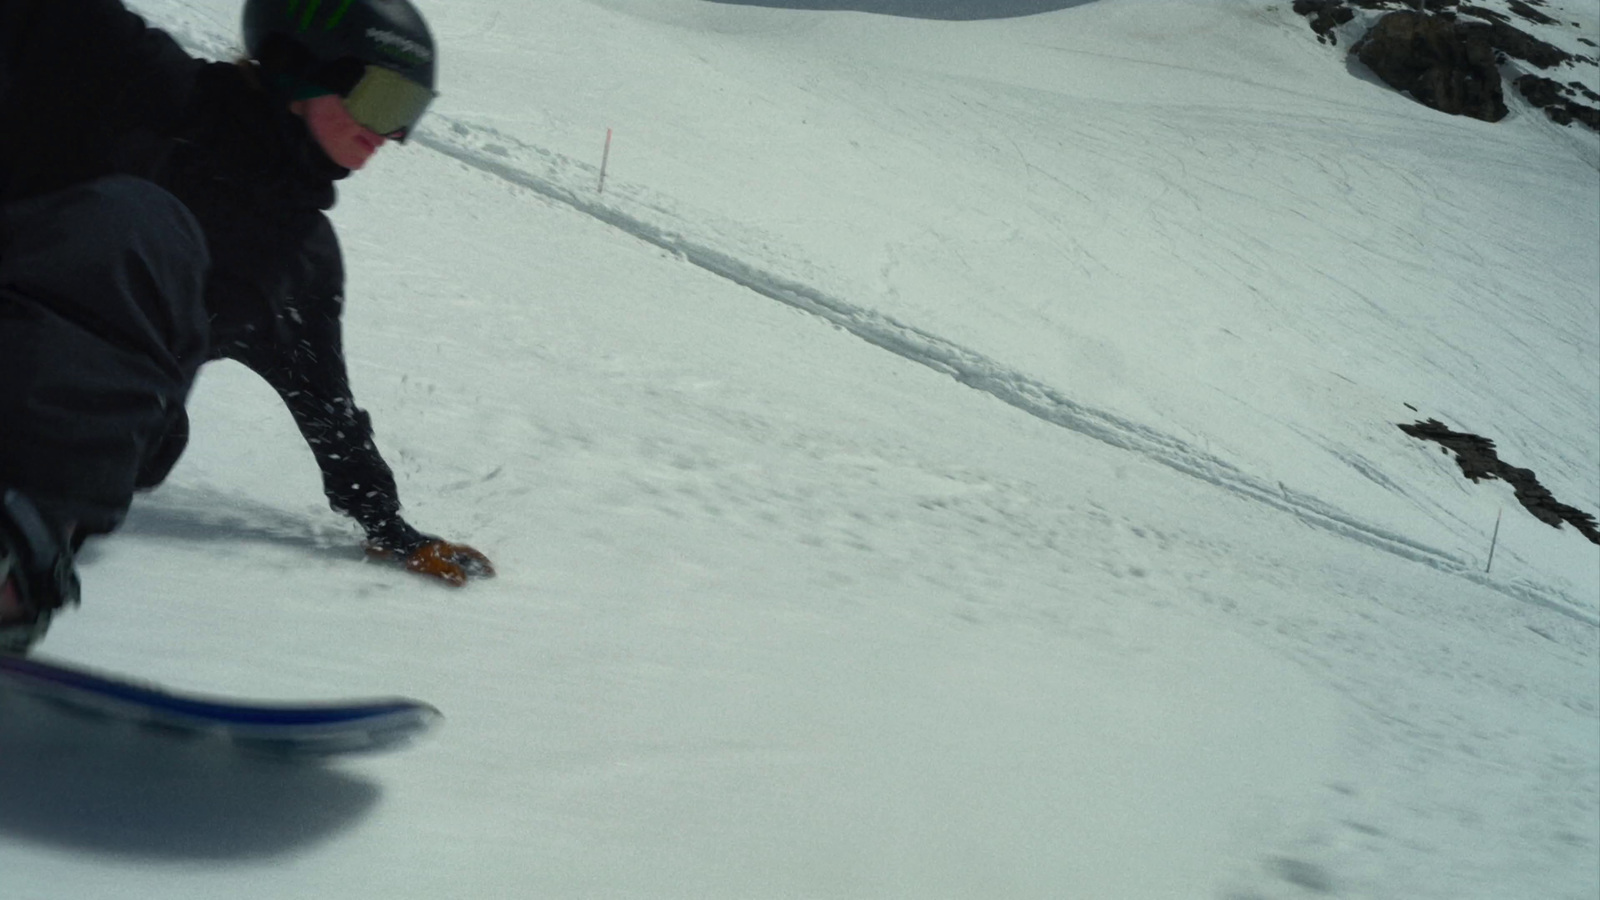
{"left": 0, "top": 175, "right": 209, "bottom": 534}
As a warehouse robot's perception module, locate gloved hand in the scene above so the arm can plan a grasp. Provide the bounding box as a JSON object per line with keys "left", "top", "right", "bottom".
{"left": 364, "top": 517, "right": 495, "bottom": 587}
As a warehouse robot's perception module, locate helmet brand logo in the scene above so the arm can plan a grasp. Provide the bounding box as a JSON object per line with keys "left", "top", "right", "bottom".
{"left": 367, "top": 27, "right": 433, "bottom": 64}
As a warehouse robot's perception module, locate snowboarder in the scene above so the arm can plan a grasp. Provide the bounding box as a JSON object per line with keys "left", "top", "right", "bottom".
{"left": 0, "top": 0, "right": 494, "bottom": 654}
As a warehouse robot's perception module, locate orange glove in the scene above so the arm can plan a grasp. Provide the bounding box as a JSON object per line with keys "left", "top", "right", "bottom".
{"left": 392, "top": 539, "right": 495, "bottom": 587}
{"left": 365, "top": 519, "right": 495, "bottom": 587}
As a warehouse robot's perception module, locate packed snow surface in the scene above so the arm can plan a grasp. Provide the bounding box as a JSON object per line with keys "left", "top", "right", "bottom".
{"left": 2, "top": 1, "right": 1596, "bottom": 898}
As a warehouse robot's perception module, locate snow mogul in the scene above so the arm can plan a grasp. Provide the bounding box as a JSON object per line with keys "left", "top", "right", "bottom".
{"left": 0, "top": 0, "right": 494, "bottom": 654}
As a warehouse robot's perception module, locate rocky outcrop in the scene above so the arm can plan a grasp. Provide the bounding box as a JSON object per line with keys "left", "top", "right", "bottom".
{"left": 1400, "top": 420, "right": 1600, "bottom": 545}
{"left": 1292, "top": 0, "right": 1600, "bottom": 131}
{"left": 1292, "top": 0, "right": 1356, "bottom": 43}
{"left": 1354, "top": 11, "right": 1508, "bottom": 121}
{"left": 1458, "top": 9, "right": 1575, "bottom": 68}
{"left": 1515, "top": 74, "right": 1600, "bottom": 128}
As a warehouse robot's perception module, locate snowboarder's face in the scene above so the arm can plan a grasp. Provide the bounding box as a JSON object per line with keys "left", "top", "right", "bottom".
{"left": 292, "top": 94, "right": 389, "bottom": 171}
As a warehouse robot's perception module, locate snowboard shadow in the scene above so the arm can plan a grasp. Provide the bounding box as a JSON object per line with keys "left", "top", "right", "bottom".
{"left": 701, "top": 0, "right": 1098, "bottom": 19}
{"left": 0, "top": 691, "right": 381, "bottom": 861}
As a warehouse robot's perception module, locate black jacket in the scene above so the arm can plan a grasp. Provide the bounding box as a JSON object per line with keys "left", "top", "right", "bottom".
{"left": 1, "top": 0, "right": 413, "bottom": 544}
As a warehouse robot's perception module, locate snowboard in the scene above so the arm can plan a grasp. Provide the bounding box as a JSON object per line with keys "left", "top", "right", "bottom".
{"left": 0, "top": 653, "right": 439, "bottom": 760}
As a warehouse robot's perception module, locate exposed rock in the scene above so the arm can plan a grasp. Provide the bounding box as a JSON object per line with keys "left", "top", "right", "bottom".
{"left": 1353, "top": 11, "right": 1508, "bottom": 121}
{"left": 1400, "top": 420, "right": 1600, "bottom": 545}
{"left": 1293, "top": 0, "right": 1355, "bottom": 44}
{"left": 1458, "top": 16, "right": 1573, "bottom": 68}
{"left": 1505, "top": 0, "right": 1559, "bottom": 27}
{"left": 1516, "top": 74, "right": 1600, "bottom": 127}
{"left": 1460, "top": 4, "right": 1509, "bottom": 23}
{"left": 1292, "top": 1, "right": 1599, "bottom": 131}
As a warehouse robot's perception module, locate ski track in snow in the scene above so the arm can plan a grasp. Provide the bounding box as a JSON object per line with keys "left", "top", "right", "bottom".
{"left": 413, "top": 118, "right": 1598, "bottom": 628}
{"left": 154, "top": 17, "right": 1595, "bottom": 628}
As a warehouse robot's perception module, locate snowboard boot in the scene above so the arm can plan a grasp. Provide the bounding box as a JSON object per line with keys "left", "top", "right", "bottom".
{"left": 0, "top": 489, "right": 80, "bottom": 656}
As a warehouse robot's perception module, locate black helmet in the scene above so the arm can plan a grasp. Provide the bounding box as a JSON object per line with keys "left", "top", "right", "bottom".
{"left": 243, "top": 0, "right": 438, "bottom": 139}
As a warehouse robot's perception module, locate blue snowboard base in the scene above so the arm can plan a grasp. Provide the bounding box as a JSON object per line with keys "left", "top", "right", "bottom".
{"left": 0, "top": 654, "right": 440, "bottom": 760}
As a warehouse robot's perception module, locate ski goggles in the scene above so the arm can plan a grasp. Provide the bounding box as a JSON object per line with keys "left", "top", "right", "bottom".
{"left": 342, "top": 65, "right": 436, "bottom": 142}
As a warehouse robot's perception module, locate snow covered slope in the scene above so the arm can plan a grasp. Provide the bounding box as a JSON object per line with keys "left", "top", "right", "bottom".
{"left": 2, "top": 1, "right": 1595, "bottom": 899}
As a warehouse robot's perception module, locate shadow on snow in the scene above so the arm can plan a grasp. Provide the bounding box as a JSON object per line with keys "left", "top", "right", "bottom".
{"left": 97, "top": 483, "right": 364, "bottom": 565}
{"left": 0, "top": 690, "right": 380, "bottom": 861}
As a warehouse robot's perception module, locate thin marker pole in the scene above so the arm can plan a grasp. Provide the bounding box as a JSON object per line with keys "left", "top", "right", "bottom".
{"left": 1486, "top": 507, "right": 1503, "bottom": 574}
{"left": 598, "top": 128, "right": 613, "bottom": 194}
